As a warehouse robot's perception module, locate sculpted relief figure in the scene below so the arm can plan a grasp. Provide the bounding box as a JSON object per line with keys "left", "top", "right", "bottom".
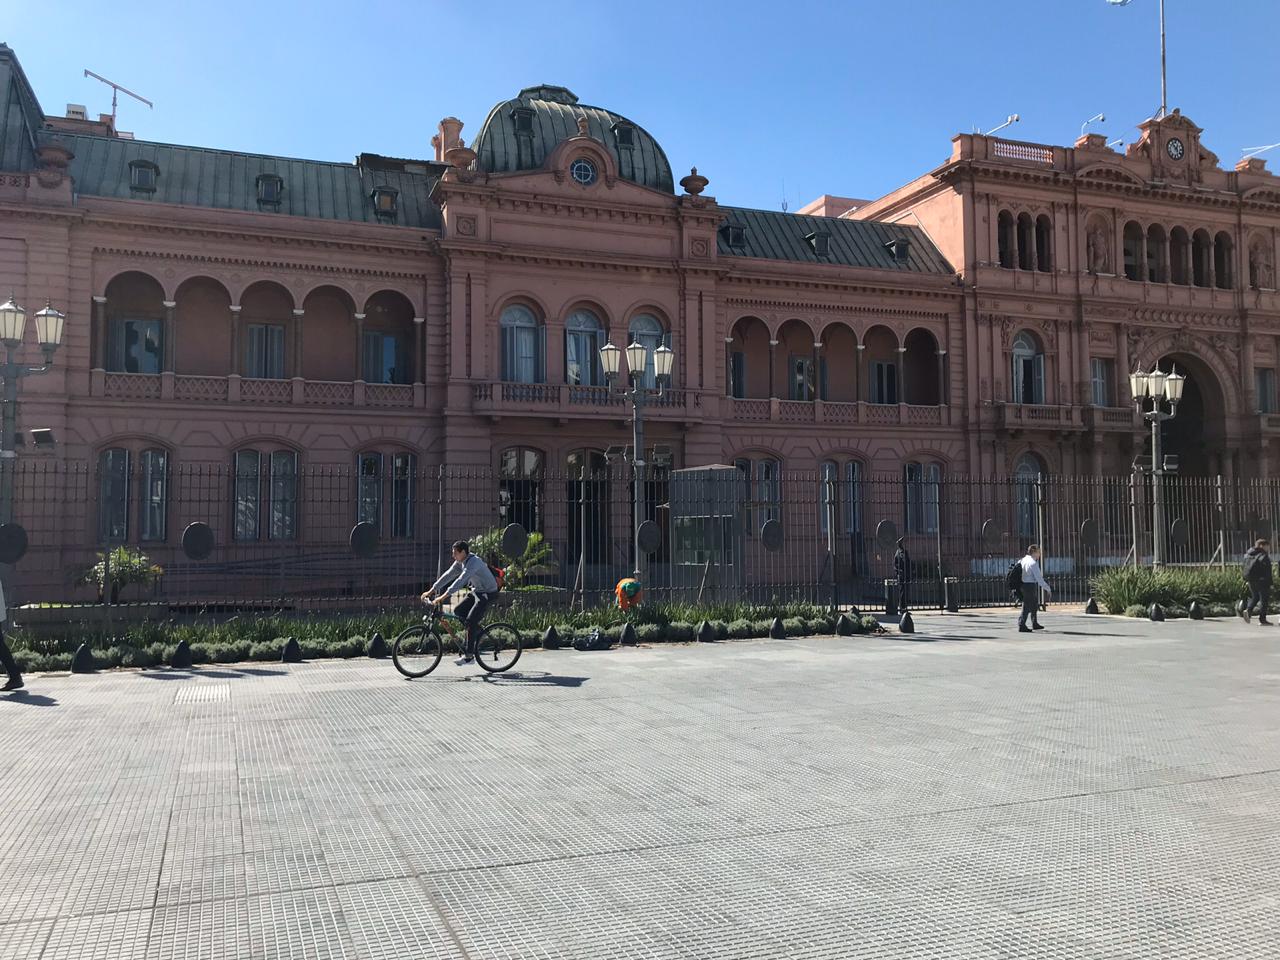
{"left": 1087, "top": 226, "right": 1111, "bottom": 274}
{"left": 1250, "top": 242, "right": 1274, "bottom": 290}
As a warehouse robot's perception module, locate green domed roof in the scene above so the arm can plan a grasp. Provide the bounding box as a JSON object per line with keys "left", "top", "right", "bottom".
{"left": 472, "top": 85, "right": 674, "bottom": 193}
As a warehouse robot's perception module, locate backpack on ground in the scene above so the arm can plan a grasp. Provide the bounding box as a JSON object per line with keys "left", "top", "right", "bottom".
{"left": 1005, "top": 560, "right": 1023, "bottom": 594}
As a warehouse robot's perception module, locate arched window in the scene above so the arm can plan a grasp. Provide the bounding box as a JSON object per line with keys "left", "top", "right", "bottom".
{"left": 500, "top": 304, "right": 545, "bottom": 384}
{"left": 500, "top": 446, "right": 544, "bottom": 534}
{"left": 1146, "top": 224, "right": 1167, "bottom": 283}
{"left": 96, "top": 446, "right": 169, "bottom": 543}
{"left": 356, "top": 451, "right": 417, "bottom": 539}
{"left": 1011, "top": 332, "right": 1045, "bottom": 405}
{"left": 1016, "top": 213, "right": 1035, "bottom": 271}
{"left": 1123, "top": 222, "right": 1145, "bottom": 281}
{"left": 818, "top": 459, "right": 863, "bottom": 536}
{"left": 628, "top": 313, "right": 668, "bottom": 389}
{"left": 1035, "top": 215, "right": 1052, "bottom": 272}
{"left": 735, "top": 455, "right": 782, "bottom": 535}
{"left": 997, "top": 211, "right": 1016, "bottom": 269}
{"left": 1014, "top": 454, "right": 1044, "bottom": 542}
{"left": 234, "top": 448, "right": 298, "bottom": 542}
{"left": 140, "top": 448, "right": 168, "bottom": 542}
{"left": 1170, "top": 227, "right": 1190, "bottom": 285}
{"left": 566, "top": 448, "right": 609, "bottom": 564}
{"left": 1214, "top": 232, "right": 1234, "bottom": 289}
{"left": 98, "top": 448, "right": 130, "bottom": 543}
{"left": 1192, "top": 230, "right": 1212, "bottom": 287}
{"left": 564, "top": 309, "right": 604, "bottom": 387}
{"left": 904, "top": 461, "right": 941, "bottom": 535}
{"left": 819, "top": 460, "right": 838, "bottom": 535}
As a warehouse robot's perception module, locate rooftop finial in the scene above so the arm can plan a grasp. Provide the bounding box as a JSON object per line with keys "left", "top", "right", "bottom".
{"left": 679, "top": 167, "right": 709, "bottom": 196}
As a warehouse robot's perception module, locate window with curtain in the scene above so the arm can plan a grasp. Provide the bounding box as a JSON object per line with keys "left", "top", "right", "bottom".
{"left": 1090, "top": 358, "right": 1114, "bottom": 407}
{"left": 1011, "top": 332, "right": 1045, "bottom": 404}
{"left": 500, "top": 305, "right": 545, "bottom": 383}
{"left": 109, "top": 318, "right": 163, "bottom": 374}
{"left": 871, "top": 361, "right": 897, "bottom": 404}
{"left": 844, "top": 461, "right": 861, "bottom": 535}
{"left": 730, "top": 351, "right": 746, "bottom": 399}
{"left": 1256, "top": 368, "right": 1277, "bottom": 414}
{"left": 362, "top": 331, "right": 409, "bottom": 384}
{"left": 1014, "top": 454, "right": 1044, "bottom": 541}
{"left": 627, "top": 314, "right": 668, "bottom": 389}
{"left": 565, "top": 309, "right": 603, "bottom": 386}
{"left": 140, "top": 448, "right": 168, "bottom": 542}
{"left": 245, "top": 323, "right": 286, "bottom": 379}
{"left": 905, "top": 461, "right": 941, "bottom": 535}
{"left": 789, "top": 356, "right": 815, "bottom": 401}
{"left": 233, "top": 450, "right": 260, "bottom": 542}
{"left": 357, "top": 453, "right": 382, "bottom": 528}
{"left": 390, "top": 453, "right": 416, "bottom": 539}
{"left": 98, "top": 448, "right": 130, "bottom": 542}
{"left": 499, "top": 446, "right": 543, "bottom": 534}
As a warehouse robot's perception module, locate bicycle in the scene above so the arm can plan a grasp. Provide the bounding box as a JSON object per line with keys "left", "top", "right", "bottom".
{"left": 391, "top": 598, "right": 523, "bottom": 678}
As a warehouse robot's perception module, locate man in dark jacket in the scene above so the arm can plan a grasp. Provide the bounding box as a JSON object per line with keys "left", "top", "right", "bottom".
{"left": 893, "top": 539, "right": 911, "bottom": 612}
{"left": 1242, "top": 539, "right": 1273, "bottom": 625}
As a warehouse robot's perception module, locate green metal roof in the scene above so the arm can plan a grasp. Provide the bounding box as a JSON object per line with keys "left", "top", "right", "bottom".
{"left": 0, "top": 44, "right": 42, "bottom": 173}
{"left": 39, "top": 131, "right": 445, "bottom": 228}
{"left": 472, "top": 85, "right": 674, "bottom": 193}
{"left": 716, "top": 206, "right": 954, "bottom": 274}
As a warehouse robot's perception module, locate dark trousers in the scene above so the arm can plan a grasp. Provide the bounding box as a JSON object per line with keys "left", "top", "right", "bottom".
{"left": 453, "top": 592, "right": 494, "bottom": 653}
{"left": 897, "top": 579, "right": 910, "bottom": 611}
{"left": 0, "top": 626, "right": 20, "bottom": 682}
{"left": 1018, "top": 585, "right": 1040, "bottom": 628}
{"left": 1247, "top": 581, "right": 1271, "bottom": 619}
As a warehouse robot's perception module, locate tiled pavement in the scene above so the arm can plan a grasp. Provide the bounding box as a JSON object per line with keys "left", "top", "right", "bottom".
{"left": 0, "top": 609, "right": 1277, "bottom": 958}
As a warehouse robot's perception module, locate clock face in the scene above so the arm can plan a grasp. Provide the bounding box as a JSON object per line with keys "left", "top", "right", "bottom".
{"left": 1167, "top": 137, "right": 1185, "bottom": 161}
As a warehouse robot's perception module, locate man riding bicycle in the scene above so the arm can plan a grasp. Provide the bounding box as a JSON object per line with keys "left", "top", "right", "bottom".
{"left": 422, "top": 540, "right": 499, "bottom": 665}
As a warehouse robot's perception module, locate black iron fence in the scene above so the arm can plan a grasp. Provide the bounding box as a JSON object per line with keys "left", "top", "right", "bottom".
{"left": 1, "top": 459, "right": 1273, "bottom": 618}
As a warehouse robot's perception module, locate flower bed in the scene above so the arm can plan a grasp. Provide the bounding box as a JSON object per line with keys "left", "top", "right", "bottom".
{"left": 1091, "top": 566, "right": 1246, "bottom": 616}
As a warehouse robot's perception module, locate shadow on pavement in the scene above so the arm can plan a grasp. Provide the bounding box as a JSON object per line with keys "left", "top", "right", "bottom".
{"left": 1, "top": 690, "right": 57, "bottom": 707}
{"left": 139, "top": 667, "right": 287, "bottom": 681}
{"left": 479, "top": 671, "right": 589, "bottom": 687}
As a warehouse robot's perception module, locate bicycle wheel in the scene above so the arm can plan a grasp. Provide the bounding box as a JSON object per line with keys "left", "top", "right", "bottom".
{"left": 474, "top": 622, "right": 522, "bottom": 673}
{"left": 392, "top": 623, "right": 443, "bottom": 678}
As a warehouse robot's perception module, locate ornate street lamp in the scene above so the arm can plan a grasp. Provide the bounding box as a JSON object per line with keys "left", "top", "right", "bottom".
{"left": 1132, "top": 363, "right": 1181, "bottom": 568}
{"left": 0, "top": 295, "right": 66, "bottom": 522}
{"left": 600, "top": 337, "right": 674, "bottom": 583}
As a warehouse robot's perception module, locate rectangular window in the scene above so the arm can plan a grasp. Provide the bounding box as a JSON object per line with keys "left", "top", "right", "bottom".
{"left": 110, "top": 318, "right": 163, "bottom": 374}
{"left": 674, "top": 516, "right": 735, "bottom": 566}
{"left": 98, "top": 448, "right": 130, "bottom": 542}
{"left": 502, "top": 324, "right": 544, "bottom": 383}
{"left": 818, "top": 462, "right": 837, "bottom": 534}
{"left": 757, "top": 459, "right": 781, "bottom": 524}
{"left": 233, "top": 450, "right": 260, "bottom": 542}
{"left": 871, "top": 361, "right": 897, "bottom": 404}
{"left": 565, "top": 329, "right": 602, "bottom": 386}
{"left": 391, "top": 453, "right": 416, "bottom": 539}
{"left": 789, "top": 356, "right": 815, "bottom": 401}
{"left": 844, "top": 461, "right": 861, "bottom": 535}
{"left": 245, "top": 323, "right": 286, "bottom": 379}
{"left": 357, "top": 453, "right": 382, "bottom": 529}
{"left": 730, "top": 351, "right": 746, "bottom": 399}
{"left": 1090, "top": 358, "right": 1113, "bottom": 407}
{"left": 905, "top": 463, "right": 941, "bottom": 535}
{"left": 362, "top": 331, "right": 409, "bottom": 384}
{"left": 1257, "top": 368, "right": 1277, "bottom": 414}
{"left": 269, "top": 451, "right": 298, "bottom": 541}
{"left": 1013, "top": 354, "right": 1046, "bottom": 404}
{"left": 140, "top": 449, "right": 167, "bottom": 542}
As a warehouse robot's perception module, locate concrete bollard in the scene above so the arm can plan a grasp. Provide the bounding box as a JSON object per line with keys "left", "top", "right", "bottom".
{"left": 898, "top": 611, "right": 915, "bottom": 634}
{"left": 1085, "top": 597, "right": 1100, "bottom": 615}
{"left": 70, "top": 643, "right": 95, "bottom": 673}
{"left": 696, "top": 620, "right": 716, "bottom": 643}
{"left": 542, "top": 626, "right": 561, "bottom": 650}
{"left": 1149, "top": 603, "right": 1166, "bottom": 622}
{"left": 1189, "top": 600, "right": 1204, "bottom": 620}
{"left": 944, "top": 577, "right": 960, "bottom": 613}
{"left": 835, "top": 613, "right": 856, "bottom": 636}
{"left": 170, "top": 638, "right": 193, "bottom": 669}
{"left": 884, "top": 579, "right": 899, "bottom": 618}
{"left": 769, "top": 616, "right": 786, "bottom": 639}
{"left": 620, "top": 623, "right": 638, "bottom": 646}
{"left": 366, "top": 632, "right": 389, "bottom": 658}
{"left": 281, "top": 637, "right": 303, "bottom": 663}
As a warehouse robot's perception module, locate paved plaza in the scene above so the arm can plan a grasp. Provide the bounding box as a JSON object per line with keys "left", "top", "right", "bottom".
{"left": 0, "top": 609, "right": 1277, "bottom": 958}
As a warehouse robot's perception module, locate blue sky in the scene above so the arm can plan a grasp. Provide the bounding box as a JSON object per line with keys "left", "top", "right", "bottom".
{"left": 14, "top": 1, "right": 1277, "bottom": 210}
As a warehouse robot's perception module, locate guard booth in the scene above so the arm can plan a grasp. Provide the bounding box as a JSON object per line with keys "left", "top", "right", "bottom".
{"left": 667, "top": 464, "right": 744, "bottom": 603}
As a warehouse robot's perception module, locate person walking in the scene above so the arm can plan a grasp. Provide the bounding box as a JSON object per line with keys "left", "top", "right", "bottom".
{"left": 0, "top": 579, "right": 22, "bottom": 691}
{"left": 893, "top": 539, "right": 912, "bottom": 612}
{"left": 1241, "top": 538, "right": 1272, "bottom": 625}
{"left": 1017, "top": 544, "right": 1052, "bottom": 633}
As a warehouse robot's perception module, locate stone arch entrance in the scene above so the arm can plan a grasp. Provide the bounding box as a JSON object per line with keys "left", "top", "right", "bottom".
{"left": 1152, "top": 353, "right": 1227, "bottom": 477}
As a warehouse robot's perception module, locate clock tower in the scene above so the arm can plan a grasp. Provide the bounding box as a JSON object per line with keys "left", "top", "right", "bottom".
{"left": 1126, "top": 109, "right": 1219, "bottom": 185}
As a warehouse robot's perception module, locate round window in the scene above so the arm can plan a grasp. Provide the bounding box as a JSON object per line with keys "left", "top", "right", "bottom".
{"left": 570, "top": 158, "right": 598, "bottom": 186}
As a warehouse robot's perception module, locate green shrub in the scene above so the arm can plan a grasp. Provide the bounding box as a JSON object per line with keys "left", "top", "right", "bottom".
{"left": 1092, "top": 566, "right": 1245, "bottom": 614}
{"left": 79, "top": 546, "right": 164, "bottom": 600}
{"left": 247, "top": 641, "right": 278, "bottom": 661}
{"left": 666, "top": 621, "right": 695, "bottom": 643}
{"left": 727, "top": 618, "right": 753, "bottom": 639}
{"left": 466, "top": 528, "right": 555, "bottom": 588}
{"left": 1123, "top": 604, "right": 1148, "bottom": 618}
{"left": 782, "top": 617, "right": 806, "bottom": 637}
{"left": 636, "top": 623, "right": 663, "bottom": 643}
{"left": 858, "top": 614, "right": 882, "bottom": 632}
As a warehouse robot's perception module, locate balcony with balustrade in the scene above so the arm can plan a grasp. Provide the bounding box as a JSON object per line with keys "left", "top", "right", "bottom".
{"left": 729, "top": 397, "right": 950, "bottom": 428}
{"left": 997, "top": 402, "right": 1085, "bottom": 433}
{"left": 1083, "top": 406, "right": 1140, "bottom": 433}
{"left": 91, "top": 371, "right": 423, "bottom": 410}
{"left": 471, "top": 382, "right": 700, "bottom": 422}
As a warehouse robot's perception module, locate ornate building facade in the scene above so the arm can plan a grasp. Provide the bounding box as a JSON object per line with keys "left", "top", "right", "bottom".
{"left": 1, "top": 42, "right": 1279, "bottom": 587}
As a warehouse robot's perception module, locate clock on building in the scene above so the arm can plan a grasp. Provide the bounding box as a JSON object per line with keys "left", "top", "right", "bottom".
{"left": 1166, "top": 137, "right": 1185, "bottom": 161}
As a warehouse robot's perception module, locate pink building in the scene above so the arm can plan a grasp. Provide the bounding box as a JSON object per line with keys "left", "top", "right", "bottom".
{"left": 1, "top": 42, "right": 1279, "bottom": 602}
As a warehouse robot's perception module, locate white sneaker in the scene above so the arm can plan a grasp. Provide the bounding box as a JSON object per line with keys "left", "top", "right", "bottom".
{"left": 454, "top": 655, "right": 474, "bottom": 666}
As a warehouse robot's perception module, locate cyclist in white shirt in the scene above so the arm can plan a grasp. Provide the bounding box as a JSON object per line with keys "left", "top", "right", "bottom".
{"left": 1018, "top": 544, "right": 1052, "bottom": 633}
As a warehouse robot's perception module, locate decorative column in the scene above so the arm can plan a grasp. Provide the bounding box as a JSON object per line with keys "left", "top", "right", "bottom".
{"left": 162, "top": 300, "right": 176, "bottom": 371}
{"left": 856, "top": 343, "right": 866, "bottom": 402}
{"left": 812, "top": 340, "right": 822, "bottom": 401}
{"left": 767, "top": 339, "right": 778, "bottom": 398}
{"left": 92, "top": 295, "right": 108, "bottom": 369}
{"left": 1117, "top": 326, "right": 1131, "bottom": 405}
{"left": 228, "top": 305, "right": 242, "bottom": 374}
{"left": 413, "top": 316, "right": 425, "bottom": 383}
{"left": 292, "top": 309, "right": 305, "bottom": 378}
{"left": 936, "top": 350, "right": 948, "bottom": 405}
{"left": 354, "top": 313, "right": 366, "bottom": 381}
{"left": 724, "top": 337, "right": 734, "bottom": 397}
{"left": 896, "top": 345, "right": 906, "bottom": 405}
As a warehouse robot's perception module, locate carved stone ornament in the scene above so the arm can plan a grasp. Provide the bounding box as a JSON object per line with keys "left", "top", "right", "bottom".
{"left": 679, "top": 167, "right": 709, "bottom": 196}
{"left": 690, "top": 237, "right": 709, "bottom": 258}
{"left": 576, "top": 116, "right": 590, "bottom": 136}
{"left": 1087, "top": 223, "right": 1112, "bottom": 274}
{"left": 1249, "top": 239, "right": 1274, "bottom": 289}
{"left": 455, "top": 215, "right": 477, "bottom": 238}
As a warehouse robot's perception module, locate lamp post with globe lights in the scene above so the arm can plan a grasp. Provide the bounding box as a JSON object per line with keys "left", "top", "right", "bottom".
{"left": 1130, "top": 364, "right": 1185, "bottom": 568}
{"left": 599, "top": 338, "right": 674, "bottom": 583}
{"left": 0, "top": 294, "right": 66, "bottom": 524}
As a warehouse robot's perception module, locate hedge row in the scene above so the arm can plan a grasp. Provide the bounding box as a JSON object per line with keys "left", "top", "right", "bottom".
{"left": 12, "top": 609, "right": 882, "bottom": 673}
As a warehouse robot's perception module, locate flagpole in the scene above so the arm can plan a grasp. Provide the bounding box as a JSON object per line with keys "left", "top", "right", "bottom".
{"left": 1159, "top": 0, "right": 1167, "bottom": 118}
